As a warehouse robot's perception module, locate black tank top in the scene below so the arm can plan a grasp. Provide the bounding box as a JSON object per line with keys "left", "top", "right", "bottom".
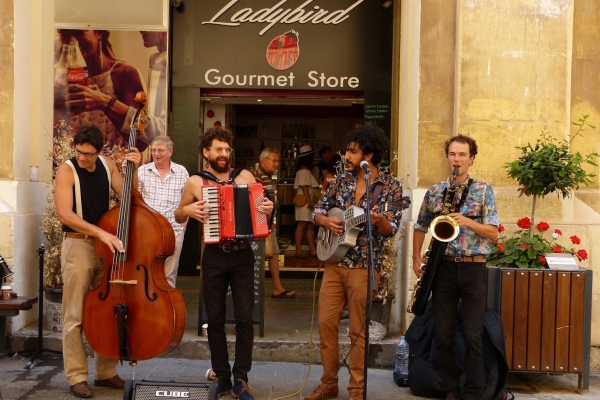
{"left": 61, "top": 156, "right": 110, "bottom": 232}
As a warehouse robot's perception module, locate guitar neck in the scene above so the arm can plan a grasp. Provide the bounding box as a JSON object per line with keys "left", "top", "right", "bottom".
{"left": 345, "top": 203, "right": 402, "bottom": 230}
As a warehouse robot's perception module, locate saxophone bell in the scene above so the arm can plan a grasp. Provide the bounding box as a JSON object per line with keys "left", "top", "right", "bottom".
{"left": 430, "top": 215, "right": 460, "bottom": 242}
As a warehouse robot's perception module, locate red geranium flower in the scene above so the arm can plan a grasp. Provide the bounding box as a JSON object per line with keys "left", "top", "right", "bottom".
{"left": 555, "top": 229, "right": 562, "bottom": 236}
{"left": 498, "top": 224, "right": 505, "bottom": 233}
{"left": 552, "top": 245, "right": 564, "bottom": 253}
{"left": 536, "top": 221, "right": 550, "bottom": 231}
{"left": 577, "top": 249, "right": 588, "bottom": 261}
{"left": 539, "top": 256, "right": 547, "bottom": 265}
{"left": 517, "top": 217, "right": 531, "bottom": 229}
{"left": 520, "top": 243, "right": 528, "bottom": 250}
{"left": 570, "top": 235, "right": 581, "bottom": 245}
{"left": 497, "top": 243, "right": 505, "bottom": 252}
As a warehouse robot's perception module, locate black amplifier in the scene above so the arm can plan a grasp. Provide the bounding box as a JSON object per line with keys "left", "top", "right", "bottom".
{"left": 123, "top": 380, "right": 217, "bottom": 400}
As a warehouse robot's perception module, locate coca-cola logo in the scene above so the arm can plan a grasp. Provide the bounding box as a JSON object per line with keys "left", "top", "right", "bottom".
{"left": 55, "top": 75, "right": 67, "bottom": 86}
{"left": 67, "top": 68, "right": 85, "bottom": 83}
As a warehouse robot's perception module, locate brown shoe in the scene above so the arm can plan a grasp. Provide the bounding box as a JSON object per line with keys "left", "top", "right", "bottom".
{"left": 70, "top": 381, "right": 93, "bottom": 398}
{"left": 349, "top": 391, "right": 363, "bottom": 400}
{"left": 303, "top": 382, "right": 339, "bottom": 400}
{"left": 94, "top": 375, "right": 126, "bottom": 389}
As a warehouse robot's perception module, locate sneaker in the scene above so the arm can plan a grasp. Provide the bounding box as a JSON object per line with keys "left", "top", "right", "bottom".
{"left": 232, "top": 378, "right": 254, "bottom": 400}
{"left": 216, "top": 378, "right": 232, "bottom": 398}
{"left": 303, "top": 382, "right": 339, "bottom": 400}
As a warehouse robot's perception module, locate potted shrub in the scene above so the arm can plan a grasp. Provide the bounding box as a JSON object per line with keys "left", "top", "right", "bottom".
{"left": 486, "top": 116, "right": 596, "bottom": 392}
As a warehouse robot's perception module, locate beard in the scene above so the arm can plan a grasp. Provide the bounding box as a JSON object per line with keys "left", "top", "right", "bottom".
{"left": 345, "top": 160, "right": 360, "bottom": 172}
{"left": 208, "top": 156, "right": 230, "bottom": 173}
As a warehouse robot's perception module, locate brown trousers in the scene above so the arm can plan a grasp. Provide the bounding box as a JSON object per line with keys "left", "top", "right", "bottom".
{"left": 317, "top": 263, "right": 379, "bottom": 394}
{"left": 61, "top": 236, "right": 118, "bottom": 386}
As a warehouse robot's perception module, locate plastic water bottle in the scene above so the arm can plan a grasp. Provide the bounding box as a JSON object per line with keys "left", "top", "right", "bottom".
{"left": 395, "top": 335, "right": 409, "bottom": 375}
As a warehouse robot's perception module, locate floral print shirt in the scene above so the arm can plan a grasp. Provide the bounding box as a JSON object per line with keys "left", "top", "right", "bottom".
{"left": 312, "top": 170, "right": 405, "bottom": 269}
{"left": 415, "top": 176, "right": 499, "bottom": 257}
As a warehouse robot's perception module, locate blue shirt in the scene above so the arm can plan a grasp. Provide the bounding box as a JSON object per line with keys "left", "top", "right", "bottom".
{"left": 415, "top": 177, "right": 499, "bottom": 257}
{"left": 312, "top": 170, "right": 404, "bottom": 269}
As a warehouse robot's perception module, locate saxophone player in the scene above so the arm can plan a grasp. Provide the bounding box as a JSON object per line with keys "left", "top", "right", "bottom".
{"left": 412, "top": 135, "right": 499, "bottom": 400}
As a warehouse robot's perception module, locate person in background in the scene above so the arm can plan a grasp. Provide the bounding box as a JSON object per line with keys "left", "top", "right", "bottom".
{"left": 56, "top": 30, "right": 149, "bottom": 150}
{"left": 307, "top": 125, "right": 405, "bottom": 400}
{"left": 120, "top": 30, "right": 168, "bottom": 164}
{"left": 312, "top": 145, "right": 333, "bottom": 182}
{"left": 321, "top": 153, "right": 342, "bottom": 192}
{"left": 137, "top": 135, "right": 188, "bottom": 288}
{"left": 294, "top": 145, "right": 320, "bottom": 258}
{"left": 254, "top": 148, "right": 296, "bottom": 298}
{"left": 412, "top": 134, "right": 499, "bottom": 400}
{"left": 54, "top": 125, "right": 140, "bottom": 398}
{"left": 175, "top": 127, "right": 273, "bottom": 400}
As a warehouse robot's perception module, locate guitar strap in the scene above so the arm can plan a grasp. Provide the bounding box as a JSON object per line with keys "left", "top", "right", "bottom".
{"left": 370, "top": 182, "right": 383, "bottom": 210}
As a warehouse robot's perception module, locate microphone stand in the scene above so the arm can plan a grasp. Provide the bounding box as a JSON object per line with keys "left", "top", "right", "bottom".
{"left": 25, "top": 244, "right": 62, "bottom": 370}
{"left": 361, "top": 167, "right": 377, "bottom": 400}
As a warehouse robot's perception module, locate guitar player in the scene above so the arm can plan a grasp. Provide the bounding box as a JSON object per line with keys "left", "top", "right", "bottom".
{"left": 307, "top": 125, "right": 406, "bottom": 400}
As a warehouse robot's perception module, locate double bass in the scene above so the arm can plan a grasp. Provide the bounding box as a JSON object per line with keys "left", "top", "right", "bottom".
{"left": 82, "top": 92, "right": 187, "bottom": 363}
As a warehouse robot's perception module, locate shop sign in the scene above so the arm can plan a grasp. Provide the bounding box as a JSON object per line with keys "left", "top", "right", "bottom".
{"left": 203, "top": 0, "right": 365, "bottom": 36}
{"left": 172, "top": 0, "right": 392, "bottom": 91}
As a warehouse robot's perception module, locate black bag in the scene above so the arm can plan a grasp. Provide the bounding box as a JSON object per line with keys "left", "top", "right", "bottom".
{"left": 405, "top": 301, "right": 509, "bottom": 400}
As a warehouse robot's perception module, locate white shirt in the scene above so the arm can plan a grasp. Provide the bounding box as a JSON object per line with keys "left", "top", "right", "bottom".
{"left": 138, "top": 161, "right": 189, "bottom": 237}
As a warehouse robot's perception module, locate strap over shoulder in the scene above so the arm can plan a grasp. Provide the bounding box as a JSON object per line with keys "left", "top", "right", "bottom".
{"left": 196, "top": 167, "right": 245, "bottom": 185}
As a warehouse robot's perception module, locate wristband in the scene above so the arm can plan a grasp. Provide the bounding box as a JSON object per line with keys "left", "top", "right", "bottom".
{"left": 104, "top": 96, "right": 117, "bottom": 114}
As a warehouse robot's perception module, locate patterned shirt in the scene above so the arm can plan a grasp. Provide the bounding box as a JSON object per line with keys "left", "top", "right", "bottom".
{"left": 415, "top": 176, "right": 499, "bottom": 257}
{"left": 138, "top": 161, "right": 189, "bottom": 237}
{"left": 312, "top": 170, "right": 404, "bottom": 269}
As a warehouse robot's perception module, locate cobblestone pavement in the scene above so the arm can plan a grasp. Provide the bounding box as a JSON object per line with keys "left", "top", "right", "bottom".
{"left": 0, "top": 354, "right": 598, "bottom": 400}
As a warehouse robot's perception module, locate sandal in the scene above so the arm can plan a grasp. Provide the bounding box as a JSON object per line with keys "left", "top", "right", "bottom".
{"left": 271, "top": 290, "right": 296, "bottom": 298}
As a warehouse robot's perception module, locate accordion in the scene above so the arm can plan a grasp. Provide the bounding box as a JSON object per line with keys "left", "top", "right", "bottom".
{"left": 202, "top": 183, "right": 270, "bottom": 244}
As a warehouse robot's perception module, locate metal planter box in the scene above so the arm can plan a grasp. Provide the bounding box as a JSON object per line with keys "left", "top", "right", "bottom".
{"left": 487, "top": 267, "right": 592, "bottom": 392}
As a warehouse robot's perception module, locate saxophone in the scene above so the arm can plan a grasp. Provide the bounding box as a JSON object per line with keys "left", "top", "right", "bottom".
{"left": 407, "top": 166, "right": 468, "bottom": 316}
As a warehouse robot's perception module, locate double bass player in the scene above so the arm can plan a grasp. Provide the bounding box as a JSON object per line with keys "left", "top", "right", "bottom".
{"left": 412, "top": 134, "right": 498, "bottom": 400}
{"left": 55, "top": 124, "right": 141, "bottom": 398}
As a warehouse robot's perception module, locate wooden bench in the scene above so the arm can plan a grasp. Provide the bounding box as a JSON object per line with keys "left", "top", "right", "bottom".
{"left": 0, "top": 296, "right": 38, "bottom": 354}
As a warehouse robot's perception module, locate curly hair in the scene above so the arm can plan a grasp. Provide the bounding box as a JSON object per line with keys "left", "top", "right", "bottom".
{"left": 74, "top": 124, "right": 104, "bottom": 152}
{"left": 444, "top": 134, "right": 478, "bottom": 157}
{"left": 343, "top": 125, "right": 390, "bottom": 166}
{"left": 200, "top": 127, "right": 234, "bottom": 159}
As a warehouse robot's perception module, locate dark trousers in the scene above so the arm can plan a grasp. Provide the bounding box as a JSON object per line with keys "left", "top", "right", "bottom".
{"left": 431, "top": 260, "right": 487, "bottom": 400}
{"left": 202, "top": 245, "right": 255, "bottom": 382}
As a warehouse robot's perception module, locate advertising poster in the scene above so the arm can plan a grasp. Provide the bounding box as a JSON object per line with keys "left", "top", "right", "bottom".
{"left": 53, "top": 29, "right": 168, "bottom": 160}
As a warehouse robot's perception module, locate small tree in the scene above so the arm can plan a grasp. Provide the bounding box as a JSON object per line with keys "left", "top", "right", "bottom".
{"left": 503, "top": 115, "right": 598, "bottom": 235}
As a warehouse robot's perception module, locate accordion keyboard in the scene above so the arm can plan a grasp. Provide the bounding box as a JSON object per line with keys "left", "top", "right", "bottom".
{"left": 202, "top": 186, "right": 221, "bottom": 244}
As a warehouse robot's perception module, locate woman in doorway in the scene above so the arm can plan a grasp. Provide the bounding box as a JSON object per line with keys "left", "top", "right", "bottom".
{"left": 55, "top": 29, "right": 150, "bottom": 151}
{"left": 293, "top": 145, "right": 320, "bottom": 258}
{"left": 320, "top": 153, "right": 342, "bottom": 192}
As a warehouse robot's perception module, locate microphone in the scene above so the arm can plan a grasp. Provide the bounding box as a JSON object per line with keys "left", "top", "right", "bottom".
{"left": 359, "top": 160, "right": 370, "bottom": 172}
